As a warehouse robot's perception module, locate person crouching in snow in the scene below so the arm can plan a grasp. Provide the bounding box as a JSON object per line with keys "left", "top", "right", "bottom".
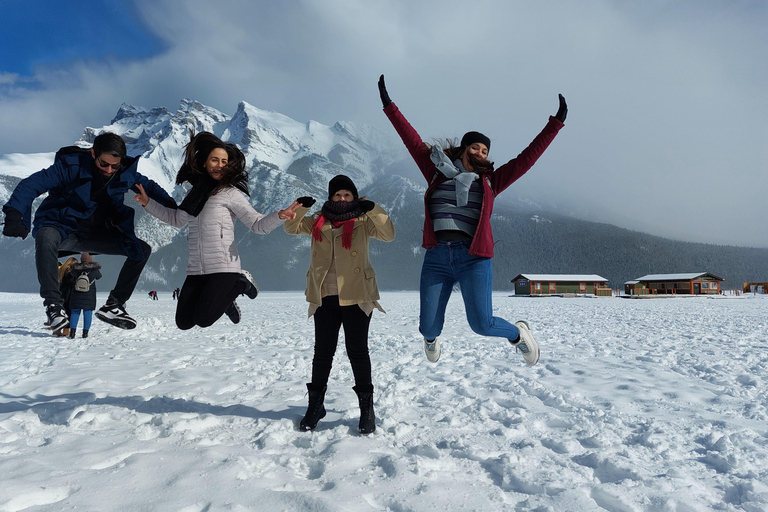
{"left": 134, "top": 131, "right": 300, "bottom": 329}
{"left": 284, "top": 175, "right": 395, "bottom": 434}
{"left": 378, "top": 74, "right": 567, "bottom": 367}
{"left": 64, "top": 252, "right": 101, "bottom": 338}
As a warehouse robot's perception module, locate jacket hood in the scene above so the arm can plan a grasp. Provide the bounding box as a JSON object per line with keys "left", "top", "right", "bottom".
{"left": 72, "top": 262, "right": 102, "bottom": 271}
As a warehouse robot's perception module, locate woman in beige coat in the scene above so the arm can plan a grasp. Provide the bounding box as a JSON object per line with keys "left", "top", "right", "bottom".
{"left": 284, "top": 175, "right": 395, "bottom": 434}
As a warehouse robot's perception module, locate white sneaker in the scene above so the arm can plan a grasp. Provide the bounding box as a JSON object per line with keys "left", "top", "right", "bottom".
{"left": 424, "top": 338, "right": 441, "bottom": 363}
{"left": 511, "top": 321, "right": 539, "bottom": 366}
{"left": 95, "top": 302, "right": 137, "bottom": 330}
{"left": 45, "top": 304, "right": 69, "bottom": 333}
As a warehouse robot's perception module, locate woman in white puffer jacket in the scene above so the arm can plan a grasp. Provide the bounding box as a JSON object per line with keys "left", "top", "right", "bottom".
{"left": 135, "top": 132, "right": 299, "bottom": 329}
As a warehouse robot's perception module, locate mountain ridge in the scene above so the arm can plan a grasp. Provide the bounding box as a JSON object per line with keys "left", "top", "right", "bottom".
{"left": 1, "top": 99, "right": 765, "bottom": 294}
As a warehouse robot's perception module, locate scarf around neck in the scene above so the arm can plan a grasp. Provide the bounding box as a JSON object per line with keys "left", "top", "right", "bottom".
{"left": 311, "top": 199, "right": 364, "bottom": 249}
{"left": 430, "top": 145, "right": 480, "bottom": 207}
{"left": 178, "top": 173, "right": 219, "bottom": 217}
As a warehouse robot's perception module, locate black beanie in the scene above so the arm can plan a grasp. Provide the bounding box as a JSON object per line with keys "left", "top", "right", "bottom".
{"left": 460, "top": 131, "right": 491, "bottom": 151}
{"left": 328, "top": 174, "right": 359, "bottom": 200}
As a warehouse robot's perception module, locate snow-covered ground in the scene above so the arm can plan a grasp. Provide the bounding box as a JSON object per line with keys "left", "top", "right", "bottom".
{"left": 1, "top": 291, "right": 767, "bottom": 512}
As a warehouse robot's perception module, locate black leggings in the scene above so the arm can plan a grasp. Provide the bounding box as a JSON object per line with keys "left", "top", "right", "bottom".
{"left": 176, "top": 273, "right": 243, "bottom": 330}
{"left": 312, "top": 295, "right": 373, "bottom": 388}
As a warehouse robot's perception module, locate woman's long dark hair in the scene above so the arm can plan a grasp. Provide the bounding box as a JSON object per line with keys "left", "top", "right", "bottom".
{"left": 176, "top": 131, "right": 249, "bottom": 196}
{"left": 430, "top": 138, "right": 495, "bottom": 174}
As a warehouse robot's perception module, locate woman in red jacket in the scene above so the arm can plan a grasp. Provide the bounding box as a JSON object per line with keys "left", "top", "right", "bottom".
{"left": 378, "top": 75, "right": 566, "bottom": 366}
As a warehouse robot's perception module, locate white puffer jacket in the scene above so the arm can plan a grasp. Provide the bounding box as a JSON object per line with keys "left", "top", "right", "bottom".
{"left": 144, "top": 186, "right": 283, "bottom": 275}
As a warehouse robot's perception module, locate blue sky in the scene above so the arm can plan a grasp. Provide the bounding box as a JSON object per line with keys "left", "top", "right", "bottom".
{"left": 0, "top": 1, "right": 162, "bottom": 76}
{"left": 0, "top": 0, "right": 766, "bottom": 247}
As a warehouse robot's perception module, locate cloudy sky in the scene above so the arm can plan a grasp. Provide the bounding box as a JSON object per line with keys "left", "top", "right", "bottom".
{"left": 1, "top": 0, "right": 766, "bottom": 247}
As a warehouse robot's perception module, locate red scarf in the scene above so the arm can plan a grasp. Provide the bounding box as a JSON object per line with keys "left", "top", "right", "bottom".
{"left": 312, "top": 215, "right": 355, "bottom": 249}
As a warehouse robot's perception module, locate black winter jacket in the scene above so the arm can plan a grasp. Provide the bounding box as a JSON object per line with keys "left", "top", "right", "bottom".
{"left": 65, "top": 262, "right": 102, "bottom": 311}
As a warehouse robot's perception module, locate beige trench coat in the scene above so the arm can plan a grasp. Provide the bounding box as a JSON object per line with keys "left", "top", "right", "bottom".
{"left": 284, "top": 204, "right": 395, "bottom": 306}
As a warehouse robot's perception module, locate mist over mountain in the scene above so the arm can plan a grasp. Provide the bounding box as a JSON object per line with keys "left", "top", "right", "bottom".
{"left": 1, "top": 100, "right": 765, "bottom": 295}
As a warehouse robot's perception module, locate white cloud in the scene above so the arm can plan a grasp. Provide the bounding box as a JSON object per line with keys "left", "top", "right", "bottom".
{"left": 0, "top": 0, "right": 766, "bottom": 247}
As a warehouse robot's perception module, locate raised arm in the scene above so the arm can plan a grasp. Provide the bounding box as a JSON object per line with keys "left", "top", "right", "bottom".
{"left": 489, "top": 94, "right": 566, "bottom": 195}
{"left": 283, "top": 197, "right": 318, "bottom": 236}
{"left": 379, "top": 75, "right": 437, "bottom": 182}
{"left": 359, "top": 200, "right": 395, "bottom": 242}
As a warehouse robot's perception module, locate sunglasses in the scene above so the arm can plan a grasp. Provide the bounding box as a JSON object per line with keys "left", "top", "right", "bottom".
{"left": 96, "top": 158, "right": 121, "bottom": 170}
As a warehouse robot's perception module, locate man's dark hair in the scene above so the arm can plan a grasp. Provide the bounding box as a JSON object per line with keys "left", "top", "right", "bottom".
{"left": 92, "top": 132, "right": 127, "bottom": 160}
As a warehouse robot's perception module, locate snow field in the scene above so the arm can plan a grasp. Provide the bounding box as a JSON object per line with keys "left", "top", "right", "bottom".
{"left": 1, "top": 291, "right": 767, "bottom": 511}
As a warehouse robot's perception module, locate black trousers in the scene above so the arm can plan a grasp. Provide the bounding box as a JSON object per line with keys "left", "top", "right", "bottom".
{"left": 36, "top": 226, "right": 150, "bottom": 306}
{"left": 312, "top": 295, "right": 373, "bottom": 388}
{"left": 175, "top": 273, "right": 243, "bottom": 330}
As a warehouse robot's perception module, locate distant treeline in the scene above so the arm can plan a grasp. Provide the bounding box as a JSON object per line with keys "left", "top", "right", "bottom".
{"left": 2, "top": 174, "right": 764, "bottom": 293}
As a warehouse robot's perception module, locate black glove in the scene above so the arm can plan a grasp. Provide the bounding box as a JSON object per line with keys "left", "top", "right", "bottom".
{"left": 2, "top": 208, "right": 29, "bottom": 239}
{"left": 296, "top": 196, "right": 316, "bottom": 208}
{"left": 378, "top": 75, "right": 391, "bottom": 107}
{"left": 359, "top": 200, "right": 375, "bottom": 213}
{"left": 555, "top": 94, "right": 567, "bottom": 123}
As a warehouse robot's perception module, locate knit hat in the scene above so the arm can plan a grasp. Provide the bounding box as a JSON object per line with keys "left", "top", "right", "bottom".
{"left": 328, "top": 174, "right": 359, "bottom": 200}
{"left": 460, "top": 131, "right": 491, "bottom": 151}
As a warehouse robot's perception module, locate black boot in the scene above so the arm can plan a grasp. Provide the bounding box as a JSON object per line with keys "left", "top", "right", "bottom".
{"left": 68, "top": 329, "right": 76, "bottom": 339}
{"left": 82, "top": 329, "right": 89, "bottom": 338}
{"left": 300, "top": 383, "right": 327, "bottom": 432}
{"left": 353, "top": 384, "right": 376, "bottom": 434}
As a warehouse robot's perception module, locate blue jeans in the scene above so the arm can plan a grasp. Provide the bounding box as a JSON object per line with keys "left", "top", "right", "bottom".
{"left": 70, "top": 309, "right": 93, "bottom": 330}
{"left": 419, "top": 241, "right": 519, "bottom": 342}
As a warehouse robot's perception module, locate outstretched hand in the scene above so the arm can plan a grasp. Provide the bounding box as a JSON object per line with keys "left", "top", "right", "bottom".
{"left": 278, "top": 201, "right": 301, "bottom": 221}
{"left": 134, "top": 183, "right": 149, "bottom": 207}
{"left": 555, "top": 94, "right": 567, "bottom": 123}
{"left": 378, "top": 75, "right": 391, "bottom": 107}
{"left": 296, "top": 196, "right": 316, "bottom": 208}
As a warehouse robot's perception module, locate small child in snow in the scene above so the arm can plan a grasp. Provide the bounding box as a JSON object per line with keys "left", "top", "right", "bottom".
{"left": 65, "top": 252, "right": 101, "bottom": 338}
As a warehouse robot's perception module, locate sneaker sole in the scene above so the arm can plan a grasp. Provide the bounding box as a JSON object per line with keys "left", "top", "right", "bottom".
{"left": 514, "top": 321, "right": 539, "bottom": 366}
{"left": 95, "top": 312, "right": 137, "bottom": 330}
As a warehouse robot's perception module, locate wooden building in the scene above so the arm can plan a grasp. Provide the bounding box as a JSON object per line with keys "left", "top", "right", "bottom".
{"left": 743, "top": 282, "right": 767, "bottom": 294}
{"left": 511, "top": 274, "right": 610, "bottom": 296}
{"left": 630, "top": 273, "right": 723, "bottom": 295}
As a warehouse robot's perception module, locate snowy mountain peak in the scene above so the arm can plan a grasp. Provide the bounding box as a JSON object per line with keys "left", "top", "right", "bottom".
{"left": 0, "top": 98, "right": 406, "bottom": 256}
